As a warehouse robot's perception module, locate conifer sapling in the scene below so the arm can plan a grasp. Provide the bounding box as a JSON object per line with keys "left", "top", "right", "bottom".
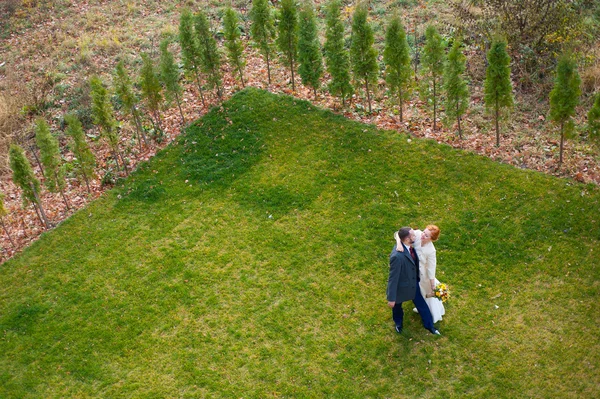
{"left": 179, "top": 8, "right": 206, "bottom": 106}
{"left": 298, "top": 1, "right": 323, "bottom": 98}
{"left": 384, "top": 13, "right": 412, "bottom": 122}
{"left": 90, "top": 75, "right": 129, "bottom": 174}
{"left": 35, "top": 118, "right": 69, "bottom": 210}
{"left": 9, "top": 143, "right": 49, "bottom": 228}
{"left": 350, "top": 4, "right": 378, "bottom": 113}
{"left": 443, "top": 36, "right": 470, "bottom": 138}
{"left": 64, "top": 113, "right": 96, "bottom": 193}
{"left": 224, "top": 7, "right": 246, "bottom": 88}
{"left": 277, "top": 0, "right": 299, "bottom": 91}
{"left": 484, "top": 37, "right": 514, "bottom": 147}
{"left": 250, "top": 0, "right": 276, "bottom": 85}
{"left": 195, "top": 10, "right": 223, "bottom": 100}
{"left": 114, "top": 60, "right": 148, "bottom": 150}
{"left": 420, "top": 25, "right": 445, "bottom": 131}
{"left": 549, "top": 53, "right": 581, "bottom": 166}
{"left": 140, "top": 53, "right": 165, "bottom": 140}
{"left": 160, "top": 39, "right": 186, "bottom": 125}
{"left": 324, "top": 0, "right": 353, "bottom": 106}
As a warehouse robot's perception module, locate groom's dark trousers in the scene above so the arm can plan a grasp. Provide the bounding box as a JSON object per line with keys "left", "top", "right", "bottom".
{"left": 392, "top": 283, "right": 434, "bottom": 331}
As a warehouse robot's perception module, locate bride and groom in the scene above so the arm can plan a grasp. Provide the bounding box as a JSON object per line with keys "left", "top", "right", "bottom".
{"left": 386, "top": 225, "right": 445, "bottom": 335}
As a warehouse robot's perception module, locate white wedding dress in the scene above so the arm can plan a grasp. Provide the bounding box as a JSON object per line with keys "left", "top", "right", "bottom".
{"left": 412, "top": 230, "right": 445, "bottom": 323}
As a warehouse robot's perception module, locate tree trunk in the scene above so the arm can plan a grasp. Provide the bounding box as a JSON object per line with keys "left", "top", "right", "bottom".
{"left": 433, "top": 78, "right": 437, "bottom": 131}
{"left": 153, "top": 110, "right": 164, "bottom": 138}
{"left": 238, "top": 64, "right": 246, "bottom": 88}
{"left": 457, "top": 103, "right": 462, "bottom": 139}
{"left": 194, "top": 68, "right": 206, "bottom": 107}
{"left": 19, "top": 213, "right": 28, "bottom": 237}
{"left": 115, "top": 145, "right": 129, "bottom": 176}
{"left": 32, "top": 203, "right": 42, "bottom": 226}
{"left": 290, "top": 54, "right": 296, "bottom": 91}
{"left": 559, "top": 122, "right": 564, "bottom": 166}
{"left": 215, "top": 74, "right": 223, "bottom": 100}
{"left": 111, "top": 148, "right": 121, "bottom": 171}
{"left": 1, "top": 217, "right": 16, "bottom": 248}
{"left": 29, "top": 145, "right": 45, "bottom": 177}
{"left": 313, "top": 87, "right": 317, "bottom": 99}
{"left": 175, "top": 91, "right": 186, "bottom": 126}
{"left": 365, "top": 78, "right": 372, "bottom": 113}
{"left": 54, "top": 170, "right": 70, "bottom": 211}
{"left": 83, "top": 171, "right": 92, "bottom": 194}
{"left": 399, "top": 88, "right": 404, "bottom": 123}
{"left": 132, "top": 107, "right": 148, "bottom": 150}
{"left": 266, "top": 50, "right": 272, "bottom": 85}
{"left": 495, "top": 97, "right": 500, "bottom": 147}
{"left": 414, "top": 24, "right": 419, "bottom": 81}
{"left": 31, "top": 183, "right": 50, "bottom": 229}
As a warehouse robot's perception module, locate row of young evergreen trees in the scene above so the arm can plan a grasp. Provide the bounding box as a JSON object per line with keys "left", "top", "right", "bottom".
{"left": 1, "top": 5, "right": 239, "bottom": 239}
{"left": 4, "top": 34, "right": 193, "bottom": 235}
{"left": 249, "top": 0, "right": 599, "bottom": 165}
{"left": 3, "top": 0, "right": 600, "bottom": 245}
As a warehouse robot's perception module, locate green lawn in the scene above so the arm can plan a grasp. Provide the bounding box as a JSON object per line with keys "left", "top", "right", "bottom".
{"left": 1, "top": 88, "right": 599, "bottom": 398}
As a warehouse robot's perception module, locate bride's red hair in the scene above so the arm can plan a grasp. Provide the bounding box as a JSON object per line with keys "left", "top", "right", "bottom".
{"left": 426, "top": 225, "right": 441, "bottom": 241}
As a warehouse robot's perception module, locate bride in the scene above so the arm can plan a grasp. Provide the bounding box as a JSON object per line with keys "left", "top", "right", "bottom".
{"left": 394, "top": 225, "right": 445, "bottom": 323}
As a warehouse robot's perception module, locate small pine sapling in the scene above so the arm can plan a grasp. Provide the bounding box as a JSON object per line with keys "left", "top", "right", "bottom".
{"left": 160, "top": 39, "right": 186, "bottom": 125}
{"left": 298, "top": 1, "right": 323, "bottom": 98}
{"left": 114, "top": 61, "right": 149, "bottom": 150}
{"left": 549, "top": 53, "right": 581, "bottom": 166}
{"left": 90, "top": 75, "right": 129, "bottom": 175}
{"left": 35, "top": 118, "right": 70, "bottom": 210}
{"left": 420, "top": 25, "right": 446, "bottom": 131}
{"left": 64, "top": 113, "right": 96, "bottom": 193}
{"left": 195, "top": 10, "right": 223, "bottom": 100}
{"left": 9, "top": 143, "right": 50, "bottom": 228}
{"left": 179, "top": 8, "right": 206, "bottom": 106}
{"left": 140, "top": 53, "right": 165, "bottom": 140}
{"left": 224, "top": 7, "right": 246, "bottom": 88}
{"left": 443, "top": 36, "right": 470, "bottom": 138}
{"left": 323, "top": 0, "right": 353, "bottom": 106}
{"left": 277, "top": 0, "right": 299, "bottom": 91}
{"left": 383, "top": 13, "right": 413, "bottom": 122}
{"left": 484, "top": 37, "right": 514, "bottom": 147}
{"left": 250, "top": 0, "right": 276, "bottom": 84}
{"left": 350, "top": 4, "right": 378, "bottom": 113}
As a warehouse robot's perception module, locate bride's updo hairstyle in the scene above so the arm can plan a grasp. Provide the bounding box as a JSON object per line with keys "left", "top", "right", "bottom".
{"left": 426, "top": 225, "right": 441, "bottom": 241}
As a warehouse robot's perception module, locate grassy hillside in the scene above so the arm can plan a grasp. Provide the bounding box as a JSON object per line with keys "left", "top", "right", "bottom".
{"left": 1, "top": 88, "right": 599, "bottom": 398}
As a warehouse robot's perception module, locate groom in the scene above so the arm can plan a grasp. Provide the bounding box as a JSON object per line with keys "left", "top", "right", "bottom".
{"left": 387, "top": 227, "right": 440, "bottom": 335}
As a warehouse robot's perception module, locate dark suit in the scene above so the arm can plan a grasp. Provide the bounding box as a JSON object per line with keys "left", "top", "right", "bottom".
{"left": 387, "top": 243, "right": 434, "bottom": 332}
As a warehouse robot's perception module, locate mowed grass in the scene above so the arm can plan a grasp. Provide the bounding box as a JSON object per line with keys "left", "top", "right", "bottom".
{"left": 1, "top": 88, "right": 599, "bottom": 398}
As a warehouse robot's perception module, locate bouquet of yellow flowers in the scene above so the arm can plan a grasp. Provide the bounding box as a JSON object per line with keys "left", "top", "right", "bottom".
{"left": 430, "top": 282, "right": 450, "bottom": 302}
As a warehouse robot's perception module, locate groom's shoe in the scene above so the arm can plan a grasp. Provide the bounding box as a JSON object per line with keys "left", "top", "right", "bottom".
{"left": 412, "top": 307, "right": 419, "bottom": 314}
{"left": 430, "top": 329, "right": 441, "bottom": 336}
{"left": 395, "top": 325, "right": 403, "bottom": 334}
